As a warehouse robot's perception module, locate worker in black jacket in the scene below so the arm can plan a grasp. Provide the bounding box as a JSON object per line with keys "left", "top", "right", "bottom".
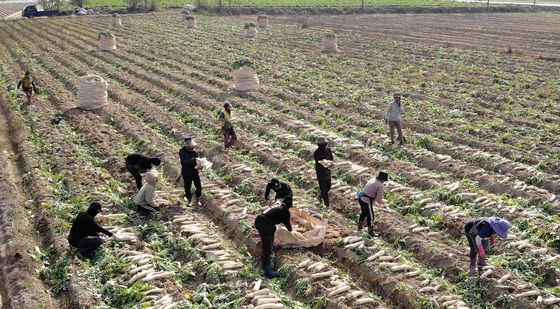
{"left": 179, "top": 137, "right": 202, "bottom": 206}
{"left": 264, "top": 178, "right": 293, "bottom": 208}
{"left": 254, "top": 200, "right": 292, "bottom": 278}
{"left": 125, "top": 153, "right": 161, "bottom": 190}
{"left": 67, "top": 202, "right": 121, "bottom": 259}
{"left": 314, "top": 136, "right": 333, "bottom": 208}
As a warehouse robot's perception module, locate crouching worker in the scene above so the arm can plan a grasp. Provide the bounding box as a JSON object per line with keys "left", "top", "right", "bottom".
{"left": 265, "top": 178, "right": 293, "bottom": 208}
{"left": 134, "top": 170, "right": 171, "bottom": 216}
{"left": 254, "top": 200, "right": 292, "bottom": 278}
{"left": 125, "top": 153, "right": 161, "bottom": 190}
{"left": 357, "top": 172, "right": 388, "bottom": 236}
{"left": 465, "top": 217, "right": 511, "bottom": 275}
{"left": 68, "top": 202, "right": 122, "bottom": 259}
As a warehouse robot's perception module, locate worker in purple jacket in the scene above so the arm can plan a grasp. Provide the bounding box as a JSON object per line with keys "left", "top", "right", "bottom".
{"left": 465, "top": 217, "right": 511, "bottom": 275}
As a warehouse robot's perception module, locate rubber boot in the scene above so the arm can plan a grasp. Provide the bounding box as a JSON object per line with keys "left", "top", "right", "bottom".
{"left": 477, "top": 256, "right": 489, "bottom": 267}
{"left": 264, "top": 266, "right": 279, "bottom": 278}
{"left": 357, "top": 221, "right": 365, "bottom": 231}
{"left": 469, "top": 257, "right": 477, "bottom": 275}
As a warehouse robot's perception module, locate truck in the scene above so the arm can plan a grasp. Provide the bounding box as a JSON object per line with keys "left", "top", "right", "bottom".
{"left": 22, "top": 5, "right": 61, "bottom": 18}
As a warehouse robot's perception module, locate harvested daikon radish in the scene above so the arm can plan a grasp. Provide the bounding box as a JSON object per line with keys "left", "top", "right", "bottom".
{"left": 480, "top": 269, "right": 493, "bottom": 278}
{"left": 497, "top": 274, "right": 511, "bottom": 284}
{"left": 311, "top": 270, "right": 334, "bottom": 279}
{"left": 348, "top": 290, "right": 365, "bottom": 299}
{"left": 297, "top": 259, "right": 311, "bottom": 268}
{"left": 328, "top": 285, "right": 350, "bottom": 296}
{"left": 367, "top": 250, "right": 385, "bottom": 261}
{"left": 419, "top": 286, "right": 439, "bottom": 293}
{"left": 248, "top": 289, "right": 271, "bottom": 298}
{"left": 254, "top": 304, "right": 284, "bottom": 309}
{"left": 355, "top": 297, "right": 376, "bottom": 305}
{"left": 390, "top": 265, "right": 410, "bottom": 272}
{"left": 514, "top": 290, "right": 539, "bottom": 298}
{"left": 256, "top": 298, "right": 280, "bottom": 305}
{"left": 543, "top": 298, "right": 560, "bottom": 305}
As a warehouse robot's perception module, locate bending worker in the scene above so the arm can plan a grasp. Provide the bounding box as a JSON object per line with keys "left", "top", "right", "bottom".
{"left": 125, "top": 153, "right": 161, "bottom": 190}
{"left": 17, "top": 71, "right": 37, "bottom": 105}
{"left": 357, "top": 172, "right": 388, "bottom": 236}
{"left": 218, "top": 101, "right": 237, "bottom": 149}
{"left": 179, "top": 137, "right": 202, "bottom": 206}
{"left": 314, "top": 136, "right": 333, "bottom": 208}
{"left": 254, "top": 200, "right": 292, "bottom": 278}
{"left": 465, "top": 217, "right": 511, "bottom": 275}
{"left": 68, "top": 202, "right": 121, "bottom": 259}
{"left": 265, "top": 178, "right": 293, "bottom": 208}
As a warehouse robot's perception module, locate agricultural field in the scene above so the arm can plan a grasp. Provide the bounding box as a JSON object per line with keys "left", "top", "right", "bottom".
{"left": 0, "top": 10, "right": 559, "bottom": 309}
{"left": 0, "top": 2, "right": 31, "bottom": 19}
{"left": 81, "top": 0, "right": 465, "bottom": 8}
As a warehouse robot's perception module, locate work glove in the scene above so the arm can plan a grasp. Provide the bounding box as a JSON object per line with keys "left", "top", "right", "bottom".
{"left": 476, "top": 244, "right": 486, "bottom": 259}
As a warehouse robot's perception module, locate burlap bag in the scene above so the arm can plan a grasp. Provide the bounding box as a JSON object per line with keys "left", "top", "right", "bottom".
{"left": 258, "top": 17, "right": 269, "bottom": 28}
{"left": 233, "top": 66, "right": 259, "bottom": 92}
{"left": 187, "top": 20, "right": 197, "bottom": 29}
{"left": 244, "top": 27, "right": 257, "bottom": 38}
{"left": 99, "top": 36, "right": 116, "bottom": 51}
{"left": 77, "top": 75, "right": 107, "bottom": 110}
{"left": 322, "top": 37, "right": 338, "bottom": 52}
{"left": 111, "top": 16, "right": 121, "bottom": 27}
{"left": 275, "top": 208, "right": 326, "bottom": 248}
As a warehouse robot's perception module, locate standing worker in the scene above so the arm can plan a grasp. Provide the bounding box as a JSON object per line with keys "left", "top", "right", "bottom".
{"left": 68, "top": 202, "right": 122, "bottom": 259}
{"left": 265, "top": 178, "right": 293, "bottom": 208}
{"left": 465, "top": 217, "right": 511, "bottom": 275}
{"left": 179, "top": 137, "right": 202, "bottom": 206}
{"left": 357, "top": 172, "right": 388, "bottom": 236}
{"left": 254, "top": 200, "right": 292, "bottom": 278}
{"left": 219, "top": 101, "right": 237, "bottom": 149}
{"left": 314, "top": 136, "right": 333, "bottom": 208}
{"left": 385, "top": 92, "right": 405, "bottom": 146}
{"left": 17, "top": 71, "right": 37, "bottom": 105}
{"left": 125, "top": 153, "right": 161, "bottom": 190}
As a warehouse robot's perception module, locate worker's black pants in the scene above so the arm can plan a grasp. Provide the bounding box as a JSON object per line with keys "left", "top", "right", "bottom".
{"left": 126, "top": 162, "right": 143, "bottom": 190}
{"left": 223, "top": 127, "right": 237, "bottom": 148}
{"left": 358, "top": 199, "right": 375, "bottom": 227}
{"left": 279, "top": 196, "right": 293, "bottom": 208}
{"left": 76, "top": 236, "right": 103, "bottom": 259}
{"left": 318, "top": 178, "right": 331, "bottom": 207}
{"left": 182, "top": 171, "right": 202, "bottom": 201}
{"left": 255, "top": 215, "right": 276, "bottom": 269}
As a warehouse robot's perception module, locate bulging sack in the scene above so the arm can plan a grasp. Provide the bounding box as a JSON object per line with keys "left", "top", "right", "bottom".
{"left": 77, "top": 75, "right": 107, "bottom": 110}
{"left": 99, "top": 36, "right": 116, "bottom": 50}
{"left": 112, "top": 16, "right": 121, "bottom": 27}
{"left": 187, "top": 20, "right": 197, "bottom": 29}
{"left": 322, "top": 37, "right": 338, "bottom": 52}
{"left": 275, "top": 208, "right": 326, "bottom": 248}
{"left": 233, "top": 66, "right": 259, "bottom": 92}
{"left": 258, "top": 17, "right": 269, "bottom": 28}
{"left": 244, "top": 27, "right": 257, "bottom": 38}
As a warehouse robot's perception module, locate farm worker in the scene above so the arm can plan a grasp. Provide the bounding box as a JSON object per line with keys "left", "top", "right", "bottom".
{"left": 219, "top": 101, "right": 237, "bottom": 149}
{"left": 265, "top": 178, "right": 293, "bottom": 208}
{"left": 254, "top": 200, "right": 292, "bottom": 278}
{"left": 357, "top": 172, "right": 388, "bottom": 236}
{"left": 465, "top": 217, "right": 511, "bottom": 275}
{"left": 125, "top": 153, "right": 161, "bottom": 190}
{"left": 17, "top": 71, "right": 37, "bottom": 105}
{"left": 68, "top": 202, "right": 122, "bottom": 259}
{"left": 134, "top": 170, "right": 171, "bottom": 216}
{"left": 385, "top": 92, "right": 405, "bottom": 146}
{"left": 314, "top": 136, "right": 333, "bottom": 208}
{"left": 179, "top": 137, "right": 202, "bottom": 206}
